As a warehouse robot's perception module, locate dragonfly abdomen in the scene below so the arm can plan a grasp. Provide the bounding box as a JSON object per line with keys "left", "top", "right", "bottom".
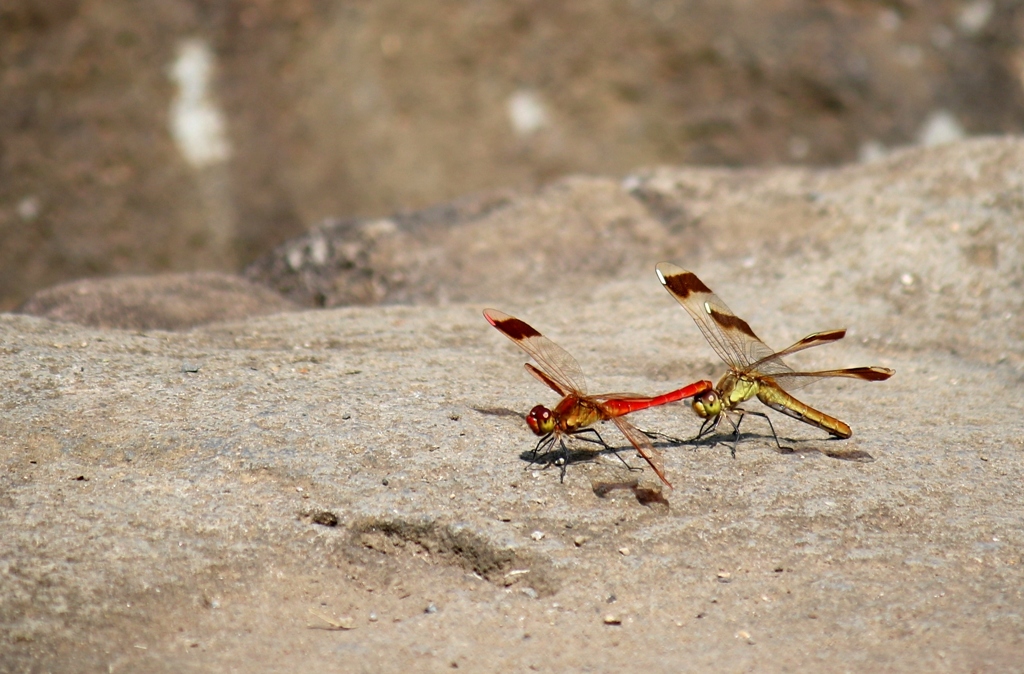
{"left": 601, "top": 380, "right": 713, "bottom": 417}
{"left": 757, "top": 387, "right": 852, "bottom": 438}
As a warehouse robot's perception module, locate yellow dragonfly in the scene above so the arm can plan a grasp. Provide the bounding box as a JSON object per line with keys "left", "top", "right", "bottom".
{"left": 655, "top": 263, "right": 894, "bottom": 454}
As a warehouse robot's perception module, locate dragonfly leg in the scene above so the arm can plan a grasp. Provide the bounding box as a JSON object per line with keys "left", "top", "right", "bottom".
{"left": 741, "top": 410, "right": 794, "bottom": 454}
{"left": 570, "top": 427, "right": 611, "bottom": 449}
{"left": 688, "top": 414, "right": 724, "bottom": 448}
{"left": 526, "top": 433, "right": 558, "bottom": 473}
{"left": 617, "top": 452, "right": 644, "bottom": 474}
{"left": 688, "top": 410, "right": 794, "bottom": 458}
{"left": 531, "top": 434, "right": 582, "bottom": 483}
{"left": 640, "top": 428, "right": 687, "bottom": 445}
{"left": 724, "top": 412, "right": 745, "bottom": 459}
{"left": 557, "top": 437, "right": 572, "bottom": 483}
{"left": 571, "top": 428, "right": 642, "bottom": 474}
{"left": 647, "top": 417, "right": 726, "bottom": 452}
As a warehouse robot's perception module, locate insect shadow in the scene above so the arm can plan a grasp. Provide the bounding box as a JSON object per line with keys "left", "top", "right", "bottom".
{"left": 645, "top": 422, "right": 875, "bottom": 463}
{"left": 517, "top": 427, "right": 651, "bottom": 483}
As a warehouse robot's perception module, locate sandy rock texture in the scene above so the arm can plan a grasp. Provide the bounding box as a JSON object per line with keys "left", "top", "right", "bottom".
{"left": 250, "top": 138, "right": 1024, "bottom": 374}
{"left": 2, "top": 139, "right": 1023, "bottom": 671}
{"left": 17, "top": 272, "right": 297, "bottom": 330}
{"left": 4, "top": 0, "right": 1024, "bottom": 308}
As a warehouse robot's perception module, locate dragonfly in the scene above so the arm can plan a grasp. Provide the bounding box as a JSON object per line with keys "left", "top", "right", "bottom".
{"left": 655, "top": 263, "right": 894, "bottom": 455}
{"left": 484, "top": 309, "right": 712, "bottom": 488}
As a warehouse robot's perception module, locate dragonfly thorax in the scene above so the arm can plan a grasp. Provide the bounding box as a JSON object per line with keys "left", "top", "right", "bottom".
{"left": 526, "top": 405, "right": 555, "bottom": 436}
{"left": 717, "top": 371, "right": 759, "bottom": 409}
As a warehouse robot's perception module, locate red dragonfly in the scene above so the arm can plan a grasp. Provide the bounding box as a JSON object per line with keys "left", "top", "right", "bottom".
{"left": 655, "top": 263, "right": 894, "bottom": 454}
{"left": 484, "top": 309, "right": 712, "bottom": 488}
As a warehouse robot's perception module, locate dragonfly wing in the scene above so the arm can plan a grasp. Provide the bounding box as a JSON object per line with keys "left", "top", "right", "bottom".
{"left": 484, "top": 309, "right": 588, "bottom": 395}
{"left": 656, "top": 263, "right": 777, "bottom": 371}
{"left": 525, "top": 363, "right": 571, "bottom": 397}
{"left": 610, "top": 415, "right": 672, "bottom": 489}
{"left": 746, "top": 329, "right": 847, "bottom": 377}
{"left": 767, "top": 366, "right": 895, "bottom": 392}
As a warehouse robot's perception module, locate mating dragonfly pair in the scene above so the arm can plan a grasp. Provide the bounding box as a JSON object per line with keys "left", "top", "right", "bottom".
{"left": 485, "top": 263, "right": 894, "bottom": 489}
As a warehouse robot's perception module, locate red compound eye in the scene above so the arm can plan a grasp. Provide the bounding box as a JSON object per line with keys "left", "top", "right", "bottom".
{"left": 526, "top": 405, "right": 555, "bottom": 436}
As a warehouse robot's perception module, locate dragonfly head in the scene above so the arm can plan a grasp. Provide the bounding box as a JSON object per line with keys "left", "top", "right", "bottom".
{"left": 692, "top": 389, "right": 721, "bottom": 419}
{"left": 526, "top": 405, "right": 555, "bottom": 436}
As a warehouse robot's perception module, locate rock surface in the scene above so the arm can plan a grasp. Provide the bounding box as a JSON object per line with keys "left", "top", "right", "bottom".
{"left": 17, "top": 272, "right": 298, "bottom": 330}
{"left": 2, "top": 139, "right": 1023, "bottom": 671}
{"left": 250, "top": 138, "right": 1024, "bottom": 374}
{"left": 5, "top": 1, "right": 1024, "bottom": 308}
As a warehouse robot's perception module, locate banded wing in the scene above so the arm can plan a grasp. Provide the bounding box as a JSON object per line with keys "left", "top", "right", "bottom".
{"left": 656, "top": 263, "right": 780, "bottom": 372}
{"left": 484, "top": 309, "right": 588, "bottom": 396}
{"left": 745, "top": 328, "right": 846, "bottom": 386}
{"left": 749, "top": 329, "right": 847, "bottom": 368}
{"left": 749, "top": 329, "right": 894, "bottom": 390}
{"left": 766, "top": 365, "right": 896, "bottom": 392}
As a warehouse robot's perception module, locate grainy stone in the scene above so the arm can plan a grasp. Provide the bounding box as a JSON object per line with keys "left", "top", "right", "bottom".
{"left": 1, "top": 140, "right": 1022, "bottom": 673}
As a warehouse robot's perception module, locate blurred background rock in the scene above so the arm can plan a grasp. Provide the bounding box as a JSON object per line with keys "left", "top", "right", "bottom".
{"left": 2, "top": 0, "right": 1022, "bottom": 310}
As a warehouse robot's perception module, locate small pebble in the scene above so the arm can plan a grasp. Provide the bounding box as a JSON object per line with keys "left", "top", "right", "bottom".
{"left": 603, "top": 614, "right": 622, "bottom": 625}
{"left": 531, "top": 531, "right": 545, "bottom": 541}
